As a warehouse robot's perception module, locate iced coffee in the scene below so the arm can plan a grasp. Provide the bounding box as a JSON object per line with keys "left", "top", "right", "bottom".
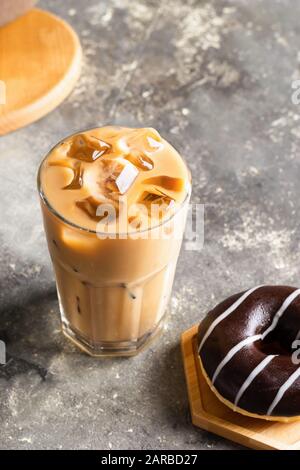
{"left": 38, "top": 127, "right": 191, "bottom": 356}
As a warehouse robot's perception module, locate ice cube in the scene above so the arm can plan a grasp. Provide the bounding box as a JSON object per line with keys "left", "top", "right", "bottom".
{"left": 101, "top": 161, "right": 125, "bottom": 192}
{"left": 49, "top": 160, "right": 82, "bottom": 189}
{"left": 116, "top": 136, "right": 154, "bottom": 171}
{"left": 139, "top": 191, "right": 175, "bottom": 219}
{"left": 63, "top": 163, "right": 83, "bottom": 190}
{"left": 146, "top": 136, "right": 163, "bottom": 151}
{"left": 76, "top": 195, "right": 116, "bottom": 220}
{"left": 76, "top": 195, "right": 118, "bottom": 226}
{"left": 116, "top": 128, "right": 163, "bottom": 159}
{"left": 68, "top": 134, "right": 111, "bottom": 162}
{"left": 125, "top": 151, "right": 153, "bottom": 171}
{"left": 92, "top": 150, "right": 104, "bottom": 160}
{"left": 128, "top": 215, "right": 142, "bottom": 230}
{"left": 115, "top": 162, "right": 139, "bottom": 194}
{"left": 76, "top": 197, "right": 99, "bottom": 220}
{"left": 83, "top": 159, "right": 122, "bottom": 204}
{"left": 139, "top": 190, "right": 175, "bottom": 221}
{"left": 140, "top": 191, "right": 174, "bottom": 207}
{"left": 116, "top": 136, "right": 130, "bottom": 155}
{"left": 143, "top": 176, "right": 184, "bottom": 192}
{"left": 126, "top": 128, "right": 163, "bottom": 153}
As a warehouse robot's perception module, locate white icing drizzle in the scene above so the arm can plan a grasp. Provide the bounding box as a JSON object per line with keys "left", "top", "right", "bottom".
{"left": 198, "top": 285, "right": 264, "bottom": 353}
{"left": 261, "top": 288, "right": 300, "bottom": 340}
{"left": 267, "top": 366, "right": 300, "bottom": 416}
{"left": 200, "top": 286, "right": 300, "bottom": 414}
{"left": 212, "top": 335, "right": 262, "bottom": 385}
{"left": 234, "top": 355, "right": 277, "bottom": 408}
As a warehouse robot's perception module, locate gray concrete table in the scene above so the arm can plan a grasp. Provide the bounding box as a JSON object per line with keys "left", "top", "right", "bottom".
{"left": 1, "top": 0, "right": 299, "bottom": 450}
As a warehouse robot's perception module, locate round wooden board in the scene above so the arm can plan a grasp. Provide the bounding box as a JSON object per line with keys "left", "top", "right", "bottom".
{"left": 0, "top": 8, "right": 82, "bottom": 135}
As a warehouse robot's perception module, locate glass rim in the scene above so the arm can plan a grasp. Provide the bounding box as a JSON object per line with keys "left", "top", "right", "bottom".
{"left": 37, "top": 127, "right": 192, "bottom": 236}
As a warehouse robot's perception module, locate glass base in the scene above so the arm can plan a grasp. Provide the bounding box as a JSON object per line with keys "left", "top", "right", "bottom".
{"left": 61, "top": 316, "right": 166, "bottom": 357}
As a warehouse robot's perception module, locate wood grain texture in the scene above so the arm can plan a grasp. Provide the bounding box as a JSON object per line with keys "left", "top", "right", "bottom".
{"left": 0, "top": 8, "right": 82, "bottom": 135}
{"left": 181, "top": 325, "right": 300, "bottom": 450}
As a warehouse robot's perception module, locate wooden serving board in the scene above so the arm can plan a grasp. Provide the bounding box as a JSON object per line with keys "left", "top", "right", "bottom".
{"left": 0, "top": 8, "right": 82, "bottom": 135}
{"left": 181, "top": 325, "right": 300, "bottom": 450}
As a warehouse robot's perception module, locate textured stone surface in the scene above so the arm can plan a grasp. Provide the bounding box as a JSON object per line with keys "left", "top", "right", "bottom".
{"left": 0, "top": 0, "right": 300, "bottom": 450}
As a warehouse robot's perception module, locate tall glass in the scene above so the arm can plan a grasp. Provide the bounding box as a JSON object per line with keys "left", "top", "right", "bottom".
{"left": 38, "top": 137, "right": 191, "bottom": 357}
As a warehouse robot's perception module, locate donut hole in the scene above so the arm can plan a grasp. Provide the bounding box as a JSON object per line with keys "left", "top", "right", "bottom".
{"left": 258, "top": 329, "right": 293, "bottom": 356}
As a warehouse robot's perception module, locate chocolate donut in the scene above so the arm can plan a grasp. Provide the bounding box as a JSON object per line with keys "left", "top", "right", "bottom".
{"left": 197, "top": 285, "right": 300, "bottom": 421}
